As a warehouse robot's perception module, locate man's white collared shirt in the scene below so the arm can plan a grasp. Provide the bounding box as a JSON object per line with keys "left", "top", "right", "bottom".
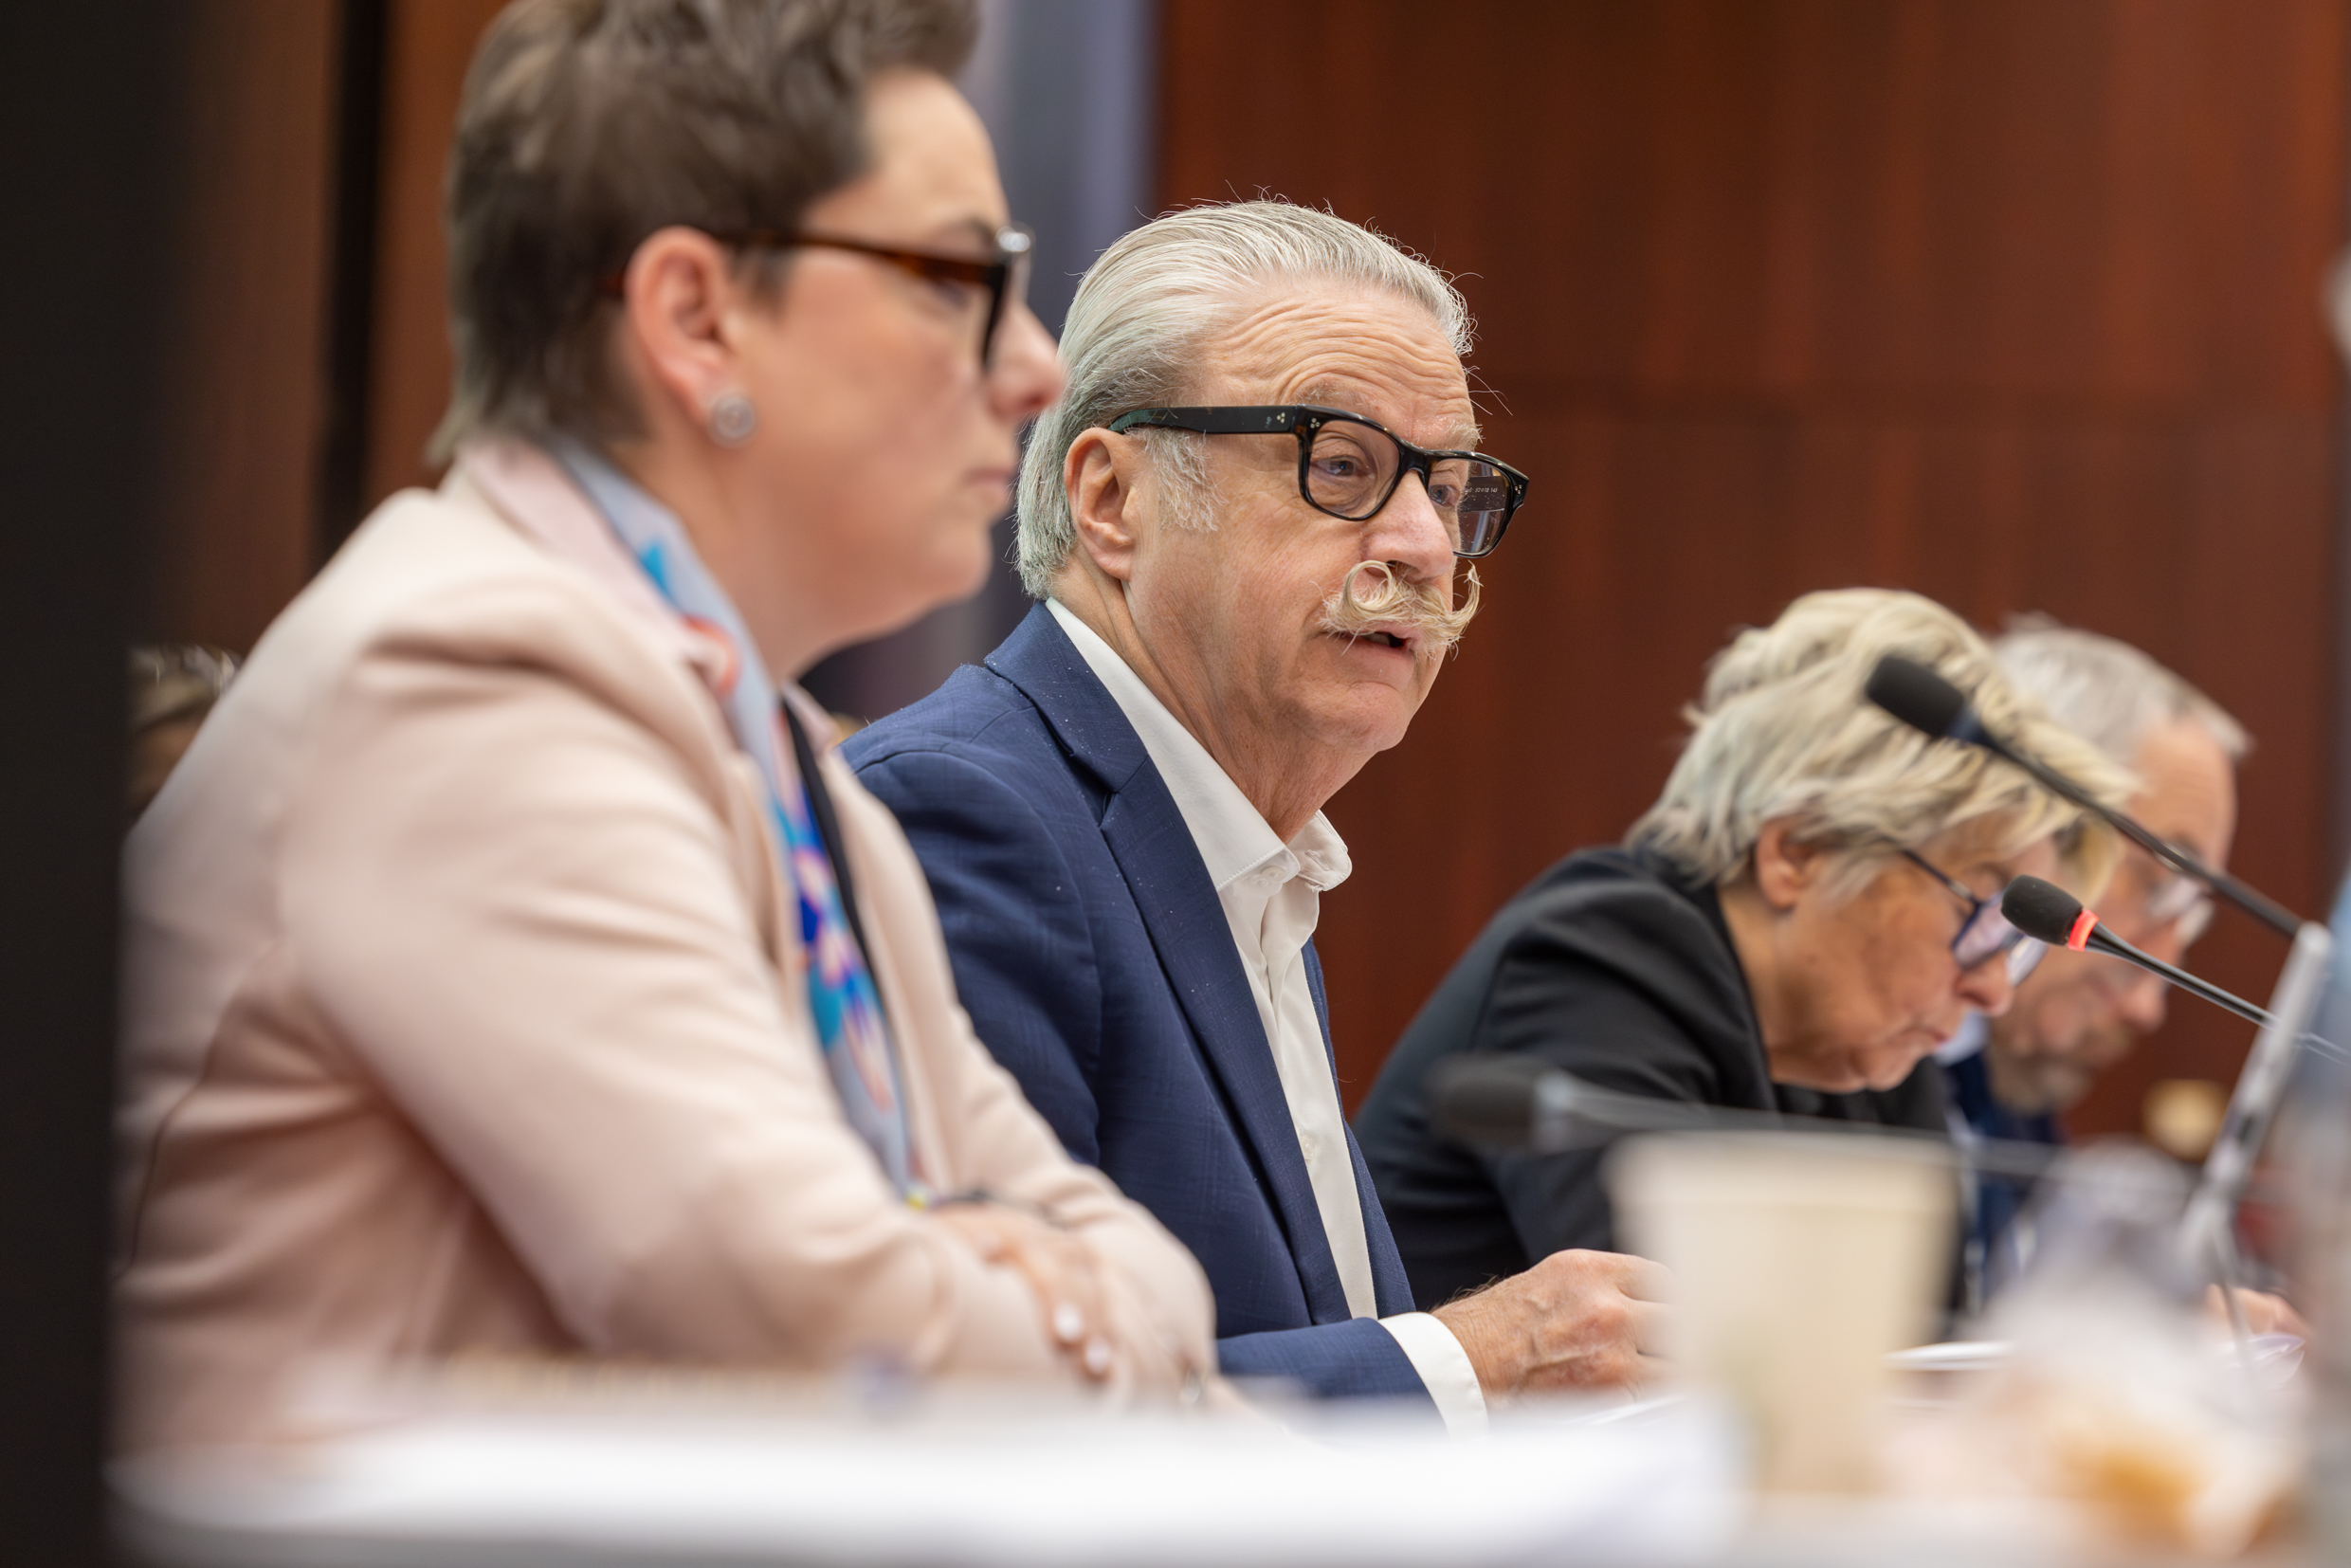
{"left": 1048, "top": 599, "right": 1485, "bottom": 1434}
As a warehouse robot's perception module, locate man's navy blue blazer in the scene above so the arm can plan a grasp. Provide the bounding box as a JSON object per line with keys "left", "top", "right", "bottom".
{"left": 844, "top": 605, "right": 1431, "bottom": 1405}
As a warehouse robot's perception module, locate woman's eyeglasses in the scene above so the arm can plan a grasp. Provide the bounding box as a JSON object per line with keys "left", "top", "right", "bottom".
{"left": 1899, "top": 848, "right": 2045, "bottom": 978}
{"left": 605, "top": 225, "right": 1035, "bottom": 370}
{"left": 1103, "top": 404, "right": 1531, "bottom": 559}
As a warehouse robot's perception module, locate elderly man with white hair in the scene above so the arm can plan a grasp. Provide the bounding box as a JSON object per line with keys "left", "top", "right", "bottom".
{"left": 1938, "top": 620, "right": 2249, "bottom": 1300}
{"left": 847, "top": 201, "right": 1660, "bottom": 1429}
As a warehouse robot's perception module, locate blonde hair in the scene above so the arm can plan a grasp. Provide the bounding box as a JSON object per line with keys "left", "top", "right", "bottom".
{"left": 1630, "top": 589, "right": 2133, "bottom": 896}
{"left": 1015, "top": 199, "right": 1471, "bottom": 596}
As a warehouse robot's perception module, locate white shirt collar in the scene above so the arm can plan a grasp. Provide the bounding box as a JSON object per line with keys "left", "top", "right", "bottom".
{"left": 1933, "top": 1011, "right": 1989, "bottom": 1066}
{"left": 1047, "top": 599, "right": 1350, "bottom": 896}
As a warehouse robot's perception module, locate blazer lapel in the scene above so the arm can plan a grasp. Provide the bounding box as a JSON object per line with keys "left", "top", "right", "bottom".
{"left": 988, "top": 607, "right": 1356, "bottom": 1324}
{"left": 1304, "top": 941, "right": 1415, "bottom": 1317}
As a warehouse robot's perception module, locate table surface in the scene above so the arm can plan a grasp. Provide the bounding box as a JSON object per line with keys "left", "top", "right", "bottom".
{"left": 109, "top": 1391, "right": 2320, "bottom": 1568}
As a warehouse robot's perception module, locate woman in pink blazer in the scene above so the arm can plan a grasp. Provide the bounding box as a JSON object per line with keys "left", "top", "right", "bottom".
{"left": 114, "top": 0, "right": 1213, "bottom": 1452}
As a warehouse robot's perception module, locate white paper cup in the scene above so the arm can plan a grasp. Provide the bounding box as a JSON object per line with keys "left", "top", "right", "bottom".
{"left": 1608, "top": 1131, "right": 1955, "bottom": 1493}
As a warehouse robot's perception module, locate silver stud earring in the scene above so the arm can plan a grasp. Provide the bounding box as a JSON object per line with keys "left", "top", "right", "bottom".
{"left": 706, "top": 391, "right": 757, "bottom": 447}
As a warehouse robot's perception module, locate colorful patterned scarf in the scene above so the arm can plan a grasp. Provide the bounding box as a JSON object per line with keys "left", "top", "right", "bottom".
{"left": 556, "top": 446, "right": 920, "bottom": 1198}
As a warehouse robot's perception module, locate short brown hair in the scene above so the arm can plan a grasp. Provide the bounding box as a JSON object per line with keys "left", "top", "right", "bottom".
{"left": 434, "top": 0, "right": 976, "bottom": 458}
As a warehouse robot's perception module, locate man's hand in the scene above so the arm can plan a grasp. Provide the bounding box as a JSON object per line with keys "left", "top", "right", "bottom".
{"left": 1431, "top": 1249, "right": 1669, "bottom": 1400}
{"left": 933, "top": 1202, "right": 1117, "bottom": 1380}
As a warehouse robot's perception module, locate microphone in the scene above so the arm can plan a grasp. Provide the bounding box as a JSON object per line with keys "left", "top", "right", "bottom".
{"left": 1865, "top": 655, "right": 2300, "bottom": 938}
{"left": 1864, "top": 652, "right": 1997, "bottom": 749}
{"left": 1999, "top": 876, "right": 2275, "bottom": 1030}
{"left": 1429, "top": 1053, "right": 1759, "bottom": 1151}
{"left": 1425, "top": 1053, "right": 2061, "bottom": 1179}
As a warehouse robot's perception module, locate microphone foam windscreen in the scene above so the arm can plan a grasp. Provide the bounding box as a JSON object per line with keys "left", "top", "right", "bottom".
{"left": 1865, "top": 654, "right": 1968, "bottom": 739}
{"left": 2000, "top": 875, "right": 2086, "bottom": 946}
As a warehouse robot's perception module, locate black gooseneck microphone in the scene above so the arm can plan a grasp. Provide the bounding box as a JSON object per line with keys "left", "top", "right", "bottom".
{"left": 1425, "top": 1053, "right": 2066, "bottom": 1180}
{"left": 1865, "top": 654, "right": 2301, "bottom": 937}
{"left": 1999, "top": 875, "right": 2275, "bottom": 1030}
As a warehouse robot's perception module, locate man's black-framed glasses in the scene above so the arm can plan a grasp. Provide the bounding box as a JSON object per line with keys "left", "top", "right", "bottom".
{"left": 706, "top": 225, "right": 1034, "bottom": 370}
{"left": 1899, "top": 848, "right": 2044, "bottom": 977}
{"left": 1103, "top": 405, "right": 1531, "bottom": 559}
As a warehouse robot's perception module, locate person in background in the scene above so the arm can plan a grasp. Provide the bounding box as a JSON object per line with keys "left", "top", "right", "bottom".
{"left": 127, "top": 645, "right": 238, "bottom": 821}
{"left": 1356, "top": 590, "right": 2133, "bottom": 1312}
{"left": 848, "top": 201, "right": 1663, "bottom": 1433}
{"left": 1939, "top": 619, "right": 2246, "bottom": 1301}
{"left": 116, "top": 0, "right": 1214, "bottom": 1454}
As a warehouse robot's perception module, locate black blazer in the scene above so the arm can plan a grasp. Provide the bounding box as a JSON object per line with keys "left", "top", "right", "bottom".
{"left": 1355, "top": 845, "right": 1944, "bottom": 1310}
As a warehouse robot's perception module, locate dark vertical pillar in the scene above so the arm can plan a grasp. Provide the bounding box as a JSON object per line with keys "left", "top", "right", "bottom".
{"left": 2331, "top": 9, "right": 2351, "bottom": 891}
{"left": 0, "top": 6, "right": 170, "bottom": 1563}
{"left": 2335, "top": 244, "right": 2351, "bottom": 891}
{"left": 319, "top": 0, "right": 392, "bottom": 559}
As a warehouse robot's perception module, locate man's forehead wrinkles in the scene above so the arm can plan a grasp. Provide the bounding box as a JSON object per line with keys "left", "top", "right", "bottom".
{"left": 1194, "top": 291, "right": 1477, "bottom": 447}
{"left": 1277, "top": 368, "right": 1480, "bottom": 448}
{"left": 1213, "top": 295, "right": 1454, "bottom": 369}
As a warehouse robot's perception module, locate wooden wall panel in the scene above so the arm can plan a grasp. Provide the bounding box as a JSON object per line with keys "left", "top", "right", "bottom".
{"left": 1157, "top": 0, "right": 2348, "bottom": 1133}
{"left": 364, "top": 0, "right": 507, "bottom": 507}
{"left": 145, "top": 1, "right": 339, "bottom": 651}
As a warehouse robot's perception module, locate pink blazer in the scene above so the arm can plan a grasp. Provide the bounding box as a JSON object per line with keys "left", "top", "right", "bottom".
{"left": 114, "top": 447, "right": 1215, "bottom": 1452}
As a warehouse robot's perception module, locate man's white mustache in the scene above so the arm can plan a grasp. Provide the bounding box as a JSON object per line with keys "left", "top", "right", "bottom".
{"left": 1319, "top": 560, "right": 1482, "bottom": 656}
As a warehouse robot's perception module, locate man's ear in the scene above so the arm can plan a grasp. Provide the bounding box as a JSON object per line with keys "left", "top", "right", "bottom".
{"left": 1751, "top": 818, "right": 1828, "bottom": 911}
{"left": 617, "top": 227, "right": 747, "bottom": 435}
{"left": 1066, "top": 428, "right": 1143, "bottom": 583}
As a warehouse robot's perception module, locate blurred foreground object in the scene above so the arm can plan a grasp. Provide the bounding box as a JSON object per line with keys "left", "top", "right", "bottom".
{"left": 2281, "top": 871, "right": 2351, "bottom": 1557}
{"left": 1609, "top": 1131, "right": 1954, "bottom": 1493}
{"left": 2146, "top": 1079, "right": 2229, "bottom": 1162}
{"left": 1442, "top": 1062, "right": 2303, "bottom": 1552}
{"left": 1888, "top": 1145, "right": 2298, "bottom": 1559}
{"left": 126, "top": 645, "right": 236, "bottom": 821}
{"left": 115, "top": 1375, "right": 1740, "bottom": 1568}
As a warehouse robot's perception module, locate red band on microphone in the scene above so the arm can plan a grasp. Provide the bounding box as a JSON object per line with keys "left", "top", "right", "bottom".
{"left": 2067, "top": 909, "right": 2098, "bottom": 951}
